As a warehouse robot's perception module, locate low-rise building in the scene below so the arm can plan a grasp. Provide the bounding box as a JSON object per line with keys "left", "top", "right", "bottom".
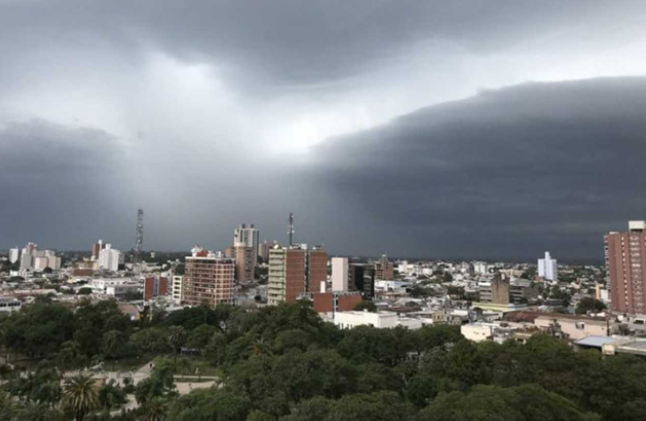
{"left": 334, "top": 310, "right": 422, "bottom": 330}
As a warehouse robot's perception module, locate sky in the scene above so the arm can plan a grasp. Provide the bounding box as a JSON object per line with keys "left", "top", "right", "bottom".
{"left": 1, "top": 0, "right": 646, "bottom": 260}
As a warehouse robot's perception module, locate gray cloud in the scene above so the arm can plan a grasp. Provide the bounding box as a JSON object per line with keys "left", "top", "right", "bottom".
{"left": 1, "top": 1, "right": 646, "bottom": 260}
{"left": 303, "top": 77, "right": 646, "bottom": 260}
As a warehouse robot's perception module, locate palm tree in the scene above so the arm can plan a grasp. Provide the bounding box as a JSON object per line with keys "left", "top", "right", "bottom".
{"left": 61, "top": 374, "right": 99, "bottom": 421}
{"left": 140, "top": 397, "right": 168, "bottom": 421}
{"left": 167, "top": 326, "right": 186, "bottom": 369}
{"left": 102, "top": 330, "right": 121, "bottom": 372}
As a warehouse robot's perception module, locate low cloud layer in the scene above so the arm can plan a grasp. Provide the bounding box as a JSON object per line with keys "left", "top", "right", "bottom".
{"left": 1, "top": 1, "right": 646, "bottom": 259}
{"left": 304, "top": 77, "right": 646, "bottom": 259}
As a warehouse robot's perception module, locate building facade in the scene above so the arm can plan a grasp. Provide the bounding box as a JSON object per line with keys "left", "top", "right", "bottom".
{"left": 144, "top": 276, "right": 169, "bottom": 301}
{"left": 98, "top": 244, "right": 121, "bottom": 272}
{"left": 331, "top": 257, "right": 349, "bottom": 291}
{"left": 183, "top": 247, "right": 235, "bottom": 307}
{"left": 538, "top": 251, "right": 558, "bottom": 281}
{"left": 375, "top": 255, "right": 394, "bottom": 280}
{"left": 268, "top": 245, "right": 327, "bottom": 305}
{"left": 233, "top": 224, "right": 260, "bottom": 261}
{"left": 234, "top": 244, "right": 256, "bottom": 282}
{"left": 9, "top": 248, "right": 20, "bottom": 264}
{"left": 606, "top": 221, "right": 646, "bottom": 314}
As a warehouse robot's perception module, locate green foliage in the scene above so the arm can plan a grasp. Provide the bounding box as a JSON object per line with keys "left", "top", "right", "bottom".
{"left": 168, "top": 388, "right": 250, "bottom": 421}
{"left": 576, "top": 297, "right": 606, "bottom": 315}
{"left": 354, "top": 300, "right": 377, "bottom": 312}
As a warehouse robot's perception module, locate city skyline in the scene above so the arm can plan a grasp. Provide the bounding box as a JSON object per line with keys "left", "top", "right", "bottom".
{"left": 2, "top": 1, "right": 646, "bottom": 259}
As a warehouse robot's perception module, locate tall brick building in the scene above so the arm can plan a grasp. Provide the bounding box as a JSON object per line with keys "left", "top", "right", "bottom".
{"left": 268, "top": 245, "right": 327, "bottom": 305}
{"left": 183, "top": 247, "right": 235, "bottom": 307}
{"left": 606, "top": 221, "right": 646, "bottom": 314}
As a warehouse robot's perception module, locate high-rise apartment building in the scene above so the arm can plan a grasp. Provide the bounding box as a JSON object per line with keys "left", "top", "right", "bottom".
{"left": 144, "top": 276, "right": 169, "bottom": 301}
{"left": 268, "top": 245, "right": 327, "bottom": 305}
{"left": 234, "top": 244, "right": 255, "bottom": 282}
{"left": 99, "top": 244, "right": 121, "bottom": 272}
{"left": 308, "top": 246, "right": 328, "bottom": 292}
{"left": 9, "top": 248, "right": 20, "bottom": 264}
{"left": 91, "top": 240, "right": 104, "bottom": 261}
{"left": 331, "top": 257, "right": 349, "bottom": 291}
{"left": 234, "top": 223, "right": 259, "bottom": 259}
{"left": 172, "top": 275, "right": 184, "bottom": 303}
{"left": 183, "top": 247, "right": 235, "bottom": 307}
{"left": 606, "top": 221, "right": 646, "bottom": 314}
{"left": 538, "top": 251, "right": 558, "bottom": 281}
{"left": 374, "top": 255, "right": 394, "bottom": 280}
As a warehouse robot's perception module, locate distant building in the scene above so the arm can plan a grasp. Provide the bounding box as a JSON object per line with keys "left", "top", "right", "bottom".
{"left": 334, "top": 311, "right": 422, "bottom": 330}
{"left": 312, "top": 291, "right": 362, "bottom": 313}
{"left": 98, "top": 244, "right": 121, "bottom": 272}
{"left": 349, "top": 263, "right": 375, "bottom": 298}
{"left": 331, "top": 257, "right": 349, "bottom": 291}
{"left": 171, "top": 275, "right": 184, "bottom": 303}
{"left": 9, "top": 248, "right": 20, "bottom": 264}
{"left": 183, "top": 247, "right": 235, "bottom": 307}
{"left": 374, "top": 255, "right": 394, "bottom": 280}
{"left": 606, "top": 221, "right": 646, "bottom": 314}
{"left": 91, "top": 240, "right": 104, "bottom": 261}
{"left": 233, "top": 224, "right": 260, "bottom": 263}
{"left": 0, "top": 297, "right": 21, "bottom": 313}
{"left": 267, "top": 245, "right": 327, "bottom": 305}
{"left": 144, "top": 276, "right": 169, "bottom": 301}
{"left": 259, "top": 240, "right": 278, "bottom": 262}
{"left": 233, "top": 244, "right": 255, "bottom": 282}
{"left": 538, "top": 251, "right": 558, "bottom": 281}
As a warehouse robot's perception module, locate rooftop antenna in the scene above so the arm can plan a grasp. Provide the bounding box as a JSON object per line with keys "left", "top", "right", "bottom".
{"left": 288, "top": 212, "right": 295, "bottom": 247}
{"left": 133, "top": 208, "right": 144, "bottom": 263}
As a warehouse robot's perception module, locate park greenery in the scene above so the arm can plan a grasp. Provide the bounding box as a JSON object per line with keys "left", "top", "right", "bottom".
{"left": 1, "top": 298, "right": 646, "bottom": 420}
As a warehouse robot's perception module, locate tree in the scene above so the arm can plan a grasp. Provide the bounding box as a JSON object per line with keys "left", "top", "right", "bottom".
{"left": 576, "top": 297, "right": 606, "bottom": 315}
{"left": 61, "top": 374, "right": 99, "bottom": 421}
{"left": 97, "top": 380, "right": 127, "bottom": 416}
{"left": 103, "top": 330, "right": 122, "bottom": 372}
{"left": 141, "top": 397, "right": 168, "bottom": 421}
{"left": 168, "top": 326, "right": 187, "bottom": 368}
{"left": 354, "top": 301, "right": 377, "bottom": 312}
{"left": 167, "top": 388, "right": 250, "bottom": 421}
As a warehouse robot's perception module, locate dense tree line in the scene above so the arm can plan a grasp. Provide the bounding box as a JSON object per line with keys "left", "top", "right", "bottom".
{"left": 1, "top": 299, "right": 646, "bottom": 420}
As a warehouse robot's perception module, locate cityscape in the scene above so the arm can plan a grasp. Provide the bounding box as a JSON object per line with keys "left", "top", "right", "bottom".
{"left": 2, "top": 1, "right": 646, "bottom": 421}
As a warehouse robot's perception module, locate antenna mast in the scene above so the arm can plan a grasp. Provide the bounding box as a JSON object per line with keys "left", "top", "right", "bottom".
{"left": 288, "top": 212, "right": 295, "bottom": 246}
{"left": 133, "top": 209, "right": 144, "bottom": 263}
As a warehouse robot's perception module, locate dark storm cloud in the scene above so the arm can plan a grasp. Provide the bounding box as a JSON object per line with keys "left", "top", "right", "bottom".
{"left": 303, "top": 77, "right": 646, "bottom": 259}
{"left": 0, "top": 119, "right": 135, "bottom": 250}
{"left": 0, "top": 0, "right": 641, "bottom": 92}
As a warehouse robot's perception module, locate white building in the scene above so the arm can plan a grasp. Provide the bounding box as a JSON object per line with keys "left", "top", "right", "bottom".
{"left": 0, "top": 297, "right": 21, "bottom": 313}
{"left": 334, "top": 311, "right": 422, "bottom": 330}
{"left": 538, "top": 251, "right": 558, "bottom": 281}
{"left": 9, "top": 248, "right": 20, "bottom": 264}
{"left": 331, "top": 257, "right": 349, "bottom": 291}
{"left": 99, "top": 244, "right": 121, "bottom": 272}
{"left": 91, "top": 278, "right": 138, "bottom": 298}
{"left": 172, "top": 275, "right": 184, "bottom": 303}
{"left": 233, "top": 224, "right": 260, "bottom": 258}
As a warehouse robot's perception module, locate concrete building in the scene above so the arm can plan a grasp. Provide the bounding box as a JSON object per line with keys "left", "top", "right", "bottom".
{"left": 144, "top": 276, "right": 169, "bottom": 301}
{"left": 233, "top": 224, "right": 260, "bottom": 262}
{"left": 0, "top": 297, "right": 22, "bottom": 313}
{"left": 183, "top": 247, "right": 235, "bottom": 307}
{"left": 375, "top": 255, "right": 394, "bottom": 280}
{"left": 91, "top": 240, "right": 104, "bottom": 261}
{"left": 172, "top": 275, "right": 184, "bottom": 303}
{"left": 98, "top": 244, "right": 121, "bottom": 272}
{"left": 533, "top": 313, "right": 608, "bottom": 341}
{"left": 268, "top": 245, "right": 327, "bottom": 305}
{"left": 334, "top": 311, "right": 422, "bottom": 330}
{"left": 538, "top": 251, "right": 558, "bottom": 281}
{"left": 234, "top": 244, "right": 255, "bottom": 282}
{"left": 312, "top": 291, "right": 362, "bottom": 313}
{"left": 349, "top": 263, "right": 375, "bottom": 297}
{"left": 606, "top": 221, "right": 646, "bottom": 314}
{"left": 9, "top": 248, "right": 20, "bottom": 264}
{"left": 331, "top": 257, "right": 349, "bottom": 291}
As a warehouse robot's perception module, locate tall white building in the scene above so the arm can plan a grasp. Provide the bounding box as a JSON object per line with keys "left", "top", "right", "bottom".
{"left": 99, "top": 244, "right": 121, "bottom": 272}
{"left": 538, "top": 251, "right": 557, "bottom": 281}
{"left": 233, "top": 224, "right": 260, "bottom": 258}
{"left": 9, "top": 248, "right": 20, "bottom": 264}
{"left": 331, "top": 257, "right": 349, "bottom": 292}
